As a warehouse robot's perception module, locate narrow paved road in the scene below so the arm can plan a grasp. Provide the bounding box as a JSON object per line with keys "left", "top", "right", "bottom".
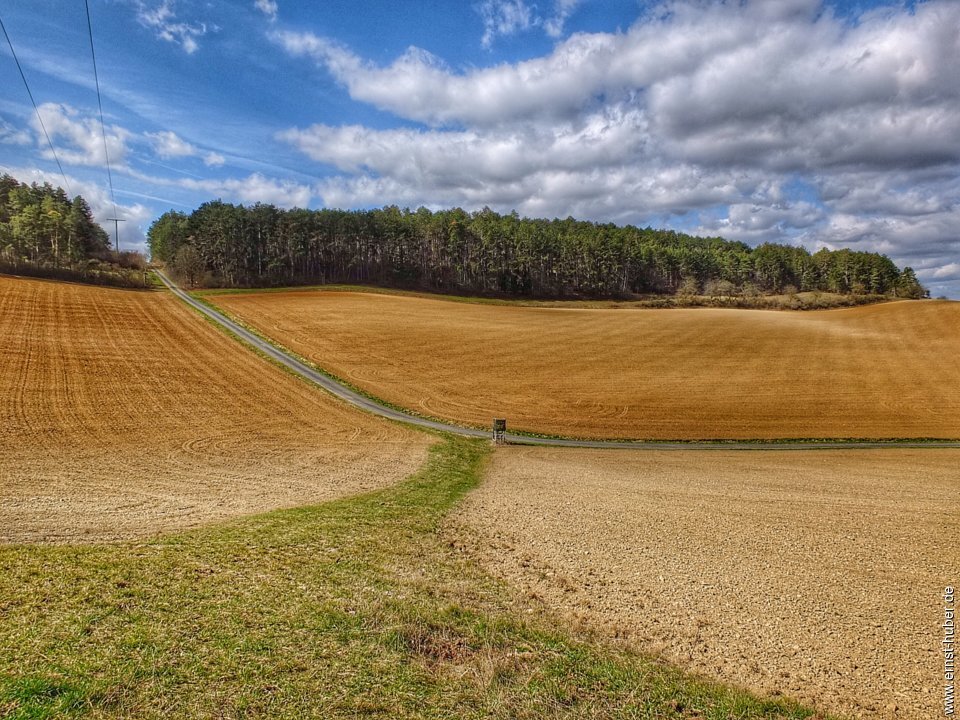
{"left": 157, "top": 271, "right": 960, "bottom": 451}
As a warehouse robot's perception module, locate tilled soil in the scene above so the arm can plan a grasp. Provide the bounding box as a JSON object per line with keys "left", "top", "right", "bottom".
{"left": 213, "top": 289, "right": 960, "bottom": 440}
{"left": 449, "top": 446, "right": 959, "bottom": 719}
{"left": 0, "top": 276, "right": 430, "bottom": 543}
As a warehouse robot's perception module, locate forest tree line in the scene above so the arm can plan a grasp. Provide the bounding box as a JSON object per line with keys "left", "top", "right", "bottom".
{"left": 149, "top": 201, "right": 927, "bottom": 299}
{"left": 0, "top": 175, "right": 147, "bottom": 287}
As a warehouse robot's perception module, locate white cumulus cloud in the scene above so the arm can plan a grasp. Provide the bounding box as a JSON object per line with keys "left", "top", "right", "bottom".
{"left": 145, "top": 129, "right": 226, "bottom": 168}
{"left": 477, "top": 0, "right": 536, "bottom": 48}
{"left": 34, "top": 103, "right": 132, "bottom": 169}
{"left": 474, "top": 0, "right": 587, "bottom": 46}
{"left": 180, "top": 172, "right": 311, "bottom": 208}
{"left": 136, "top": 0, "right": 209, "bottom": 54}
{"left": 254, "top": 0, "right": 278, "bottom": 20}
{"left": 543, "top": 0, "right": 586, "bottom": 38}
{"left": 276, "top": 0, "right": 960, "bottom": 295}
{"left": 0, "top": 120, "right": 32, "bottom": 146}
{"left": 145, "top": 130, "right": 198, "bottom": 158}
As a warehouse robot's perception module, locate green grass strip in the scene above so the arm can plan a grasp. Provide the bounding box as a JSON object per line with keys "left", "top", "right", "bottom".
{"left": 0, "top": 437, "right": 827, "bottom": 719}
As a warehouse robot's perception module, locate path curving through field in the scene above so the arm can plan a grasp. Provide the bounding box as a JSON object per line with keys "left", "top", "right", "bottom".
{"left": 209, "top": 287, "right": 960, "bottom": 441}
{"left": 159, "top": 273, "right": 960, "bottom": 451}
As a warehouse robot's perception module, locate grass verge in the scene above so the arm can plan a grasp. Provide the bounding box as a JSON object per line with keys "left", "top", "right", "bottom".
{"left": 0, "top": 437, "right": 826, "bottom": 719}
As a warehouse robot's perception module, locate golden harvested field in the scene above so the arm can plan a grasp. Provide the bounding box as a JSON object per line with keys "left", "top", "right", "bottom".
{"left": 0, "top": 276, "right": 430, "bottom": 544}
{"left": 449, "top": 446, "right": 959, "bottom": 720}
{"left": 212, "top": 289, "right": 960, "bottom": 440}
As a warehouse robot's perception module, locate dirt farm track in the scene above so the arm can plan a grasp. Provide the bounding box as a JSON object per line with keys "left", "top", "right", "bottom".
{"left": 212, "top": 288, "right": 960, "bottom": 440}
{"left": 0, "top": 275, "right": 429, "bottom": 543}
{"left": 3, "top": 273, "right": 957, "bottom": 719}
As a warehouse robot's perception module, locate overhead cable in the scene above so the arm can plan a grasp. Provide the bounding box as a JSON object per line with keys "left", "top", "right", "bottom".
{"left": 83, "top": 0, "right": 118, "bottom": 220}
{"left": 0, "top": 10, "right": 72, "bottom": 195}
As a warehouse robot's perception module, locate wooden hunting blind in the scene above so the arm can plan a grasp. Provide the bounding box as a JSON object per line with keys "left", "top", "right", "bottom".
{"left": 492, "top": 418, "right": 507, "bottom": 445}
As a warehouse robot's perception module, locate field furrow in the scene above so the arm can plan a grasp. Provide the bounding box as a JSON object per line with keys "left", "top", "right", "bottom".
{"left": 0, "top": 276, "right": 430, "bottom": 543}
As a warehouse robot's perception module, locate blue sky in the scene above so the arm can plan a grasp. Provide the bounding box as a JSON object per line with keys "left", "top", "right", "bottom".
{"left": 1, "top": 0, "right": 958, "bottom": 295}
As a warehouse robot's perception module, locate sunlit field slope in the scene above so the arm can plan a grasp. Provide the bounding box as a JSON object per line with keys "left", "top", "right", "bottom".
{"left": 0, "top": 275, "right": 429, "bottom": 543}
{"left": 449, "top": 446, "right": 960, "bottom": 720}
{"left": 211, "top": 289, "right": 960, "bottom": 440}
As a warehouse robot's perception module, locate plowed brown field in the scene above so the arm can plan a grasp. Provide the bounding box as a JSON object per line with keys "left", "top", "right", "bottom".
{"left": 0, "top": 276, "right": 429, "bottom": 544}
{"left": 450, "top": 446, "right": 959, "bottom": 720}
{"left": 211, "top": 289, "right": 960, "bottom": 439}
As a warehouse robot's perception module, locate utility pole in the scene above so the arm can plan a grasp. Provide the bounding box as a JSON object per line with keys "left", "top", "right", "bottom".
{"left": 106, "top": 217, "right": 125, "bottom": 255}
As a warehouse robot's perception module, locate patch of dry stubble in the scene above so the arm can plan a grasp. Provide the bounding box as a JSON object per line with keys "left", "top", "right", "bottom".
{"left": 450, "top": 446, "right": 959, "bottom": 719}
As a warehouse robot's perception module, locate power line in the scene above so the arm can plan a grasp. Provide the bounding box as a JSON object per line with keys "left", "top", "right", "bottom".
{"left": 0, "top": 10, "right": 72, "bottom": 195}
{"left": 83, "top": 0, "right": 119, "bottom": 231}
